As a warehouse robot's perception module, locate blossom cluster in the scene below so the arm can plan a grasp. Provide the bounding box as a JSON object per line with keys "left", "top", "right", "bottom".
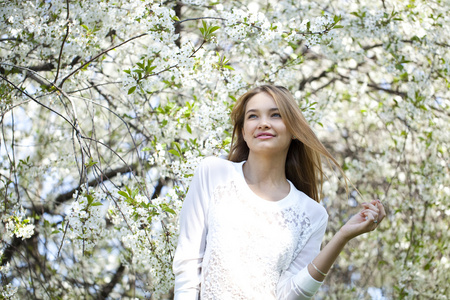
{"left": 1, "top": 203, "right": 35, "bottom": 240}
{"left": 108, "top": 187, "right": 182, "bottom": 297}
{"left": 65, "top": 189, "right": 106, "bottom": 253}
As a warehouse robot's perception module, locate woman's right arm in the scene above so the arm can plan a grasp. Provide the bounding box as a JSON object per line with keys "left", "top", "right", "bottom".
{"left": 173, "top": 159, "right": 212, "bottom": 299}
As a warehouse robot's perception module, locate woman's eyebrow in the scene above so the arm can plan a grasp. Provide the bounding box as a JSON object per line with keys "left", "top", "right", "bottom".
{"left": 245, "top": 107, "right": 279, "bottom": 114}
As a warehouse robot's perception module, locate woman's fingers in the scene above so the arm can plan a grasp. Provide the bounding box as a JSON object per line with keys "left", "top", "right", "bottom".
{"left": 362, "top": 202, "right": 379, "bottom": 213}
{"left": 363, "top": 200, "right": 386, "bottom": 227}
{"left": 375, "top": 200, "right": 386, "bottom": 221}
{"left": 362, "top": 202, "right": 378, "bottom": 219}
{"left": 362, "top": 209, "right": 378, "bottom": 222}
{"left": 359, "top": 210, "right": 378, "bottom": 231}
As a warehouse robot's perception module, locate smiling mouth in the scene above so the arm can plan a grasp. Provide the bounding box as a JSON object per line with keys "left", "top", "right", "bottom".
{"left": 256, "top": 133, "right": 275, "bottom": 139}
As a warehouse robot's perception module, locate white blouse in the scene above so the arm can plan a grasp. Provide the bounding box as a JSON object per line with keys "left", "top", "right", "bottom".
{"left": 173, "top": 156, "right": 328, "bottom": 299}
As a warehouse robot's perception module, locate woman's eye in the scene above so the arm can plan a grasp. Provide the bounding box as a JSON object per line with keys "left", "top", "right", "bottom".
{"left": 248, "top": 114, "right": 257, "bottom": 119}
{"left": 272, "top": 113, "right": 281, "bottom": 118}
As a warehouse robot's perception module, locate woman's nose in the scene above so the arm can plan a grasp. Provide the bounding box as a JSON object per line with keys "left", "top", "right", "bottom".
{"left": 258, "top": 118, "right": 271, "bottom": 129}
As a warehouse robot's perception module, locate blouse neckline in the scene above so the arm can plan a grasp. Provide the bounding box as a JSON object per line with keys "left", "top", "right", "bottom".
{"left": 234, "top": 160, "right": 296, "bottom": 208}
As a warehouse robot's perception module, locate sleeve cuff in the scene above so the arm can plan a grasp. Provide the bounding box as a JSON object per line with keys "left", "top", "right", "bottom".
{"left": 291, "top": 265, "right": 324, "bottom": 297}
{"left": 174, "top": 289, "right": 200, "bottom": 300}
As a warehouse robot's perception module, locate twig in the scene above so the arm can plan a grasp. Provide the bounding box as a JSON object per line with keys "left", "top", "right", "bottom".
{"left": 54, "top": 0, "right": 71, "bottom": 84}
{"left": 67, "top": 81, "right": 122, "bottom": 94}
{"left": 0, "top": 74, "right": 78, "bottom": 132}
{"left": 174, "top": 17, "right": 225, "bottom": 25}
{"left": 58, "top": 33, "right": 148, "bottom": 87}
{"left": 189, "top": 40, "right": 206, "bottom": 58}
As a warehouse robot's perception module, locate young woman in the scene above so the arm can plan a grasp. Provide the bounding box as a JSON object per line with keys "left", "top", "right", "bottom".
{"left": 173, "top": 85, "right": 385, "bottom": 299}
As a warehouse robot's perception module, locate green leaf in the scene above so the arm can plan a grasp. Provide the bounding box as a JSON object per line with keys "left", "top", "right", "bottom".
{"left": 186, "top": 123, "right": 192, "bottom": 134}
{"left": 90, "top": 202, "right": 103, "bottom": 206}
{"left": 395, "top": 64, "right": 404, "bottom": 71}
{"left": 222, "top": 136, "right": 232, "bottom": 146}
{"left": 168, "top": 149, "right": 180, "bottom": 157}
{"left": 223, "top": 64, "right": 235, "bottom": 70}
{"left": 81, "top": 62, "right": 90, "bottom": 71}
{"left": 209, "top": 26, "right": 220, "bottom": 34}
{"left": 86, "top": 194, "right": 94, "bottom": 205}
{"left": 86, "top": 158, "right": 97, "bottom": 169}
{"left": 126, "top": 186, "right": 132, "bottom": 195}
{"left": 128, "top": 86, "right": 137, "bottom": 94}
{"left": 173, "top": 142, "right": 183, "bottom": 156}
{"left": 160, "top": 203, "right": 176, "bottom": 214}
{"left": 118, "top": 191, "right": 130, "bottom": 198}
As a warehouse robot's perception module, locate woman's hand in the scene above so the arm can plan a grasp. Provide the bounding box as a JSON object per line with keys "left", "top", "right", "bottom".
{"left": 339, "top": 200, "right": 386, "bottom": 241}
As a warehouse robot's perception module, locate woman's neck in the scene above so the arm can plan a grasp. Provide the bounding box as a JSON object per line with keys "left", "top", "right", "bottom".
{"left": 243, "top": 153, "right": 290, "bottom": 201}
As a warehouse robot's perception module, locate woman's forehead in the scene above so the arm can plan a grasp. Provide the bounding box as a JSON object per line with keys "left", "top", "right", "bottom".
{"left": 246, "top": 92, "right": 277, "bottom": 111}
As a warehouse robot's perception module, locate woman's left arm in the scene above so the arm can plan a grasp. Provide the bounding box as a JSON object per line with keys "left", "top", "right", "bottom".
{"left": 307, "top": 199, "right": 386, "bottom": 282}
{"left": 277, "top": 199, "right": 386, "bottom": 300}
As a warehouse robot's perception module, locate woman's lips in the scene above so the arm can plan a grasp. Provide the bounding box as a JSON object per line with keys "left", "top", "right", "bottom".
{"left": 256, "top": 133, "right": 275, "bottom": 139}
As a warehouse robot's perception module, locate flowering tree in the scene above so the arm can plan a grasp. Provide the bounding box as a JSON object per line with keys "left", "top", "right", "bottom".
{"left": 1, "top": 0, "right": 449, "bottom": 299}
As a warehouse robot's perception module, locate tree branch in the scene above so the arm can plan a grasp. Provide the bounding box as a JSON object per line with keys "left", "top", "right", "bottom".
{"left": 0, "top": 74, "right": 78, "bottom": 130}
{"left": 51, "top": 165, "right": 132, "bottom": 209}
{"left": 28, "top": 63, "right": 55, "bottom": 72}
{"left": 174, "top": 16, "right": 225, "bottom": 25}
{"left": 54, "top": 0, "right": 71, "bottom": 84}
{"left": 58, "top": 33, "right": 148, "bottom": 87}
{"left": 337, "top": 73, "right": 407, "bottom": 98}
{"left": 98, "top": 263, "right": 125, "bottom": 299}
{"left": 0, "top": 234, "right": 23, "bottom": 267}
{"left": 298, "top": 69, "right": 331, "bottom": 91}
{"left": 1, "top": 165, "right": 135, "bottom": 268}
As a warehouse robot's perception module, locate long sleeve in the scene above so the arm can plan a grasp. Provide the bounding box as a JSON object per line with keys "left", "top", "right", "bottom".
{"left": 276, "top": 213, "right": 328, "bottom": 300}
{"left": 173, "top": 159, "right": 212, "bottom": 299}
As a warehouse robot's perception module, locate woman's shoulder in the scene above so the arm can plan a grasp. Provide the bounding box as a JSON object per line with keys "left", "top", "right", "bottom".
{"left": 194, "top": 156, "right": 241, "bottom": 189}
{"left": 196, "top": 155, "right": 238, "bottom": 175}
{"left": 199, "top": 155, "right": 232, "bottom": 168}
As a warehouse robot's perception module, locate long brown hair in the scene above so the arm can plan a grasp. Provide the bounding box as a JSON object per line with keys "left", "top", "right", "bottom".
{"left": 228, "top": 85, "right": 347, "bottom": 202}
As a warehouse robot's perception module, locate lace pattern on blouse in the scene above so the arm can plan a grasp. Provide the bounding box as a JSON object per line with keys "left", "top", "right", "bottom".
{"left": 200, "top": 180, "right": 313, "bottom": 299}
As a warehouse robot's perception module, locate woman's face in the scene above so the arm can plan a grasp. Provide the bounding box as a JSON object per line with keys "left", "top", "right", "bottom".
{"left": 242, "top": 92, "right": 292, "bottom": 157}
